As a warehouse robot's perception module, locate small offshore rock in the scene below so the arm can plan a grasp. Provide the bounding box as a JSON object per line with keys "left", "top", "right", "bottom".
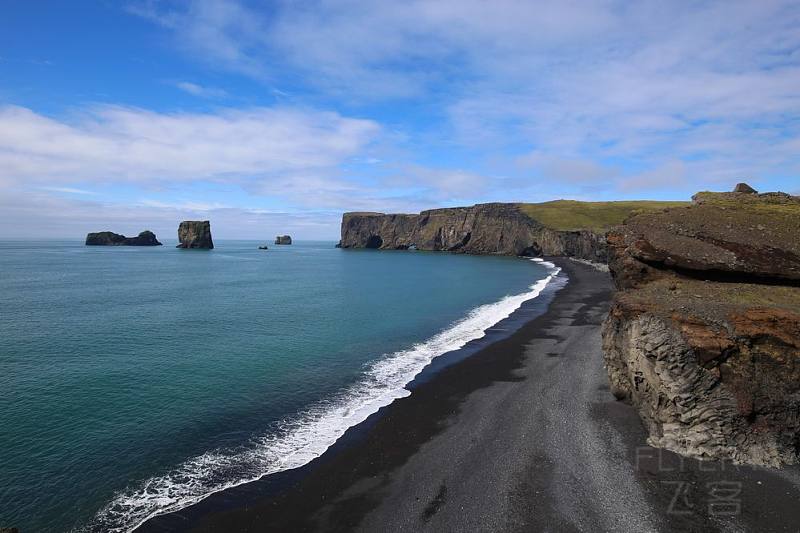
{"left": 85, "top": 230, "right": 162, "bottom": 246}
{"left": 275, "top": 235, "right": 292, "bottom": 245}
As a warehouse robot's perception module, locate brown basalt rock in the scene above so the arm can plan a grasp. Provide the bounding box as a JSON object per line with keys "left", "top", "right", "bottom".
{"left": 607, "top": 192, "right": 800, "bottom": 287}
{"left": 603, "top": 188, "right": 800, "bottom": 466}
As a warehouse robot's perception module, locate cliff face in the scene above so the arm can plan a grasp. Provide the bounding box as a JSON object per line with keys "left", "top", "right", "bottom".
{"left": 176, "top": 221, "right": 214, "bottom": 249}
{"left": 85, "top": 230, "right": 162, "bottom": 246}
{"left": 602, "top": 188, "right": 800, "bottom": 466}
{"left": 339, "top": 203, "right": 607, "bottom": 261}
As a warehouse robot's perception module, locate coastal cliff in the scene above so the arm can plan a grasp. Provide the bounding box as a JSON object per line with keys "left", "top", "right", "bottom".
{"left": 176, "top": 221, "right": 214, "bottom": 249}
{"left": 339, "top": 201, "right": 687, "bottom": 260}
{"left": 85, "top": 230, "right": 161, "bottom": 246}
{"left": 602, "top": 187, "right": 800, "bottom": 466}
{"left": 340, "top": 203, "right": 631, "bottom": 260}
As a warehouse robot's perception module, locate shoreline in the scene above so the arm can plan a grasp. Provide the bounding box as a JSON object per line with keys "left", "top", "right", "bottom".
{"left": 138, "top": 259, "right": 800, "bottom": 532}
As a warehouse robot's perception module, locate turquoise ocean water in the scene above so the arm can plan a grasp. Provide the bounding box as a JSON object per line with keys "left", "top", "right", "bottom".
{"left": 0, "top": 240, "right": 557, "bottom": 532}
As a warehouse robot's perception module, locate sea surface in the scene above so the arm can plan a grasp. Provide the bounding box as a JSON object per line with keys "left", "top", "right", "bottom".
{"left": 0, "top": 240, "right": 558, "bottom": 532}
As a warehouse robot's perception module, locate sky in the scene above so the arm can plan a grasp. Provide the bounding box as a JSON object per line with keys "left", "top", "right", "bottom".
{"left": 1, "top": 0, "right": 799, "bottom": 240}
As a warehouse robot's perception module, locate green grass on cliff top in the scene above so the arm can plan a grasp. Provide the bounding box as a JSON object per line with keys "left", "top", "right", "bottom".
{"left": 518, "top": 200, "right": 690, "bottom": 232}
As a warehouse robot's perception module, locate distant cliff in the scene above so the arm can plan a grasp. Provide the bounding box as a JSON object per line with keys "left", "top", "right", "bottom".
{"left": 177, "top": 221, "right": 214, "bottom": 249}
{"left": 602, "top": 186, "right": 800, "bottom": 466}
{"left": 339, "top": 201, "right": 685, "bottom": 261}
{"left": 85, "top": 230, "right": 161, "bottom": 246}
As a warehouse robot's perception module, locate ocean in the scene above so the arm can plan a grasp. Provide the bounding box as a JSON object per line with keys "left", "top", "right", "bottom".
{"left": 0, "top": 240, "right": 559, "bottom": 532}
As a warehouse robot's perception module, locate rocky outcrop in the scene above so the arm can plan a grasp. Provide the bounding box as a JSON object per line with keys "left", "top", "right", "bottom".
{"left": 275, "top": 235, "right": 292, "bottom": 245}
{"left": 734, "top": 182, "right": 757, "bottom": 193}
{"left": 85, "top": 230, "right": 162, "bottom": 246}
{"left": 602, "top": 189, "right": 800, "bottom": 466}
{"left": 607, "top": 190, "right": 800, "bottom": 288}
{"left": 339, "top": 203, "right": 607, "bottom": 261}
{"left": 176, "top": 221, "right": 214, "bottom": 249}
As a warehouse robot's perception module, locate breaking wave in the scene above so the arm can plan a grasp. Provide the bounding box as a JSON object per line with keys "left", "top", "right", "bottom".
{"left": 80, "top": 259, "right": 562, "bottom": 532}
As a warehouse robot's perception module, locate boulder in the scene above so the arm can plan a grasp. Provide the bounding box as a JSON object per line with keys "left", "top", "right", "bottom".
{"left": 85, "top": 230, "right": 162, "bottom": 246}
{"left": 176, "top": 221, "right": 214, "bottom": 249}
{"left": 733, "top": 182, "right": 757, "bottom": 193}
{"left": 275, "top": 235, "right": 292, "bottom": 245}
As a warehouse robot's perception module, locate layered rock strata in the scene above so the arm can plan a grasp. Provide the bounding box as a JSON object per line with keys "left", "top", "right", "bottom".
{"left": 602, "top": 187, "right": 800, "bottom": 466}
{"left": 338, "top": 203, "right": 607, "bottom": 261}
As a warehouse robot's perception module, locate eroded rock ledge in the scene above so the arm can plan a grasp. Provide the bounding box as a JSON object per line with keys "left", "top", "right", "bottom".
{"left": 602, "top": 187, "right": 800, "bottom": 466}
{"left": 338, "top": 203, "right": 607, "bottom": 261}
{"left": 85, "top": 230, "right": 161, "bottom": 246}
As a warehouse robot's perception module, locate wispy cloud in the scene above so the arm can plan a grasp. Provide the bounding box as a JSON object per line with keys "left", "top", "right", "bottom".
{"left": 39, "top": 186, "right": 98, "bottom": 195}
{"left": 174, "top": 81, "right": 228, "bottom": 99}
{"left": 128, "top": 0, "right": 800, "bottom": 194}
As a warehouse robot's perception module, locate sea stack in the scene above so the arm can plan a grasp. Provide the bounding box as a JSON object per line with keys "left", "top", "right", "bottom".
{"left": 85, "top": 230, "right": 162, "bottom": 246}
{"left": 176, "top": 221, "right": 214, "bottom": 249}
{"left": 275, "top": 235, "right": 292, "bottom": 245}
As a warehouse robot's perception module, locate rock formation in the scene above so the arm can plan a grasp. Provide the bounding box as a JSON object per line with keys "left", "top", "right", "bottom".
{"left": 85, "top": 230, "right": 162, "bottom": 246}
{"left": 176, "top": 221, "right": 214, "bottom": 249}
{"left": 602, "top": 189, "right": 800, "bottom": 466}
{"left": 275, "top": 235, "right": 292, "bottom": 245}
{"left": 733, "top": 182, "right": 758, "bottom": 194}
{"left": 338, "top": 203, "right": 608, "bottom": 261}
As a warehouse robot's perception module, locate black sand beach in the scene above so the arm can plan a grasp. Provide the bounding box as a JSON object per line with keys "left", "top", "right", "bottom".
{"left": 139, "top": 260, "right": 800, "bottom": 533}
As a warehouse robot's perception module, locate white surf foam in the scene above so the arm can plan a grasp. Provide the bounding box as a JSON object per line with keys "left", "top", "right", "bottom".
{"left": 80, "top": 259, "right": 562, "bottom": 533}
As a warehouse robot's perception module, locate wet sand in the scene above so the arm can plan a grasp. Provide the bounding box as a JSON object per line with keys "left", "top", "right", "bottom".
{"left": 139, "top": 260, "right": 800, "bottom": 532}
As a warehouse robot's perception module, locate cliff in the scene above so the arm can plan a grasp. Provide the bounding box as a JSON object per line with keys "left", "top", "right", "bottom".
{"left": 602, "top": 186, "right": 800, "bottom": 466}
{"left": 338, "top": 201, "right": 684, "bottom": 260}
{"left": 85, "top": 230, "right": 161, "bottom": 246}
{"left": 176, "top": 221, "right": 214, "bottom": 249}
{"left": 339, "top": 203, "right": 590, "bottom": 258}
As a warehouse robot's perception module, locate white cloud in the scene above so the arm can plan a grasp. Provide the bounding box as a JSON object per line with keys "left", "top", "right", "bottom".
{"left": 127, "top": 0, "right": 800, "bottom": 193}
{"left": 38, "top": 186, "right": 98, "bottom": 195}
{"left": 0, "top": 104, "right": 380, "bottom": 186}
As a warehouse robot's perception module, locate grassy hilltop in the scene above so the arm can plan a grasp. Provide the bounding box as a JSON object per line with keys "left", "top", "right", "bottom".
{"left": 518, "top": 200, "right": 690, "bottom": 232}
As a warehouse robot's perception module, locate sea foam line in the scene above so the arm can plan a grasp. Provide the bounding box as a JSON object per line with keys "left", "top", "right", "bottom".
{"left": 80, "top": 259, "right": 562, "bottom": 533}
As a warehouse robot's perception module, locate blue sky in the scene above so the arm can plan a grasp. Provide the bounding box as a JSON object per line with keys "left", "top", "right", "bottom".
{"left": 1, "top": 0, "right": 799, "bottom": 239}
